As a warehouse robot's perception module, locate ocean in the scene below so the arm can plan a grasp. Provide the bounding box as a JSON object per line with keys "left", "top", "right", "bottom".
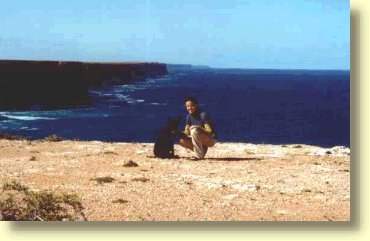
{"left": 0, "top": 68, "right": 350, "bottom": 147}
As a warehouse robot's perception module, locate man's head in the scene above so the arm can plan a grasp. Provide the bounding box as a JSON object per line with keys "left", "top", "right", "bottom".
{"left": 185, "top": 96, "right": 199, "bottom": 114}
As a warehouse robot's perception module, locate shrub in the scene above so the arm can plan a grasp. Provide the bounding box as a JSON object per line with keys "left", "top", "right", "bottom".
{"left": 132, "top": 177, "right": 150, "bottom": 183}
{"left": 0, "top": 132, "right": 26, "bottom": 140}
{"left": 29, "top": 156, "right": 37, "bottom": 161}
{"left": 0, "top": 180, "right": 86, "bottom": 221}
{"left": 91, "top": 176, "right": 115, "bottom": 184}
{"left": 103, "top": 151, "right": 118, "bottom": 155}
{"left": 112, "top": 198, "right": 128, "bottom": 204}
{"left": 41, "top": 134, "right": 63, "bottom": 142}
{"left": 123, "top": 160, "right": 139, "bottom": 167}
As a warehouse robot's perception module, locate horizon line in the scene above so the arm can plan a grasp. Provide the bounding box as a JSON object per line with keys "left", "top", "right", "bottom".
{"left": 168, "top": 63, "right": 350, "bottom": 72}
{"left": 0, "top": 58, "right": 350, "bottom": 72}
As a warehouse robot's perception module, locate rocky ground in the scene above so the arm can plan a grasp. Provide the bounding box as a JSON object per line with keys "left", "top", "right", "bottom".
{"left": 0, "top": 140, "right": 350, "bottom": 221}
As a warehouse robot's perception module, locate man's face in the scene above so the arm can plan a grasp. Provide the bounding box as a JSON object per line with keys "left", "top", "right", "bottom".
{"left": 185, "top": 101, "right": 197, "bottom": 114}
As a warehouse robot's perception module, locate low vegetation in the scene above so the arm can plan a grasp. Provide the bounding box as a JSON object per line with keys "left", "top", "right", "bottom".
{"left": 0, "top": 180, "right": 86, "bottom": 221}
{"left": 103, "top": 151, "right": 118, "bottom": 155}
{"left": 0, "top": 132, "right": 26, "bottom": 140}
{"left": 91, "top": 176, "right": 115, "bottom": 184}
{"left": 132, "top": 177, "right": 150, "bottom": 183}
{"left": 41, "top": 134, "right": 64, "bottom": 142}
{"left": 29, "top": 156, "right": 37, "bottom": 161}
{"left": 123, "top": 160, "right": 139, "bottom": 167}
{"left": 112, "top": 198, "right": 128, "bottom": 204}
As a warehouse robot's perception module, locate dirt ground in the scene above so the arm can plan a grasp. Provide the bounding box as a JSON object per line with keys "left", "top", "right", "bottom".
{"left": 0, "top": 140, "right": 350, "bottom": 221}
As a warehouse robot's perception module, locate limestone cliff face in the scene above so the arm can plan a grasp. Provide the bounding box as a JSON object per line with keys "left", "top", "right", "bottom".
{"left": 0, "top": 60, "right": 167, "bottom": 110}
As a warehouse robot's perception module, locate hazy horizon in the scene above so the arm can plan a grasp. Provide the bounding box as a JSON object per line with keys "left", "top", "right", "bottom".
{"left": 0, "top": 58, "right": 350, "bottom": 71}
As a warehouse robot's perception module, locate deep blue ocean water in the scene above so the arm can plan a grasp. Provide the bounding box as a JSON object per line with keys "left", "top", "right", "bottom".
{"left": 0, "top": 68, "right": 350, "bottom": 147}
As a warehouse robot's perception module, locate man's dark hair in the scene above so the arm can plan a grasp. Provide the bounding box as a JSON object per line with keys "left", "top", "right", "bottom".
{"left": 185, "top": 96, "right": 198, "bottom": 104}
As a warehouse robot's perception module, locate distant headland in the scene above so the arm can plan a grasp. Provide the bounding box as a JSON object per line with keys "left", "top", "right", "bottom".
{"left": 0, "top": 60, "right": 167, "bottom": 110}
{"left": 166, "top": 64, "right": 210, "bottom": 71}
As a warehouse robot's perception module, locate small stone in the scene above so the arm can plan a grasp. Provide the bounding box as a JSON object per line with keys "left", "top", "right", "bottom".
{"left": 313, "top": 195, "right": 326, "bottom": 201}
{"left": 276, "top": 209, "right": 288, "bottom": 214}
{"left": 223, "top": 194, "right": 239, "bottom": 200}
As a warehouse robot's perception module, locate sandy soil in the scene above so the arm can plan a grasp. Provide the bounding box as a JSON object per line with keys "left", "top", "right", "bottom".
{"left": 0, "top": 140, "right": 350, "bottom": 221}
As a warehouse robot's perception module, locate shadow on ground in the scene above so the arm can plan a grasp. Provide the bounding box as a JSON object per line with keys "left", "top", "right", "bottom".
{"left": 146, "top": 155, "right": 262, "bottom": 162}
{"left": 204, "top": 157, "right": 262, "bottom": 162}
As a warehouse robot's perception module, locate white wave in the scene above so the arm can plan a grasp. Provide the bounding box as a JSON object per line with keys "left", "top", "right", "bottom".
{"left": 89, "top": 90, "right": 103, "bottom": 95}
{"left": 28, "top": 128, "right": 40, "bottom": 131}
{"left": 113, "top": 85, "right": 146, "bottom": 92}
{"left": 128, "top": 99, "right": 145, "bottom": 104}
{"left": 113, "top": 94, "right": 145, "bottom": 104}
{"left": 150, "top": 103, "right": 167, "bottom": 105}
{"left": 20, "top": 127, "right": 40, "bottom": 131}
{"left": 0, "top": 114, "right": 56, "bottom": 121}
{"left": 146, "top": 76, "right": 171, "bottom": 82}
{"left": 113, "top": 94, "right": 128, "bottom": 100}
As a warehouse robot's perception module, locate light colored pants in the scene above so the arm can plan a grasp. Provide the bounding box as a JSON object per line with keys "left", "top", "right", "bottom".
{"left": 180, "top": 126, "right": 216, "bottom": 159}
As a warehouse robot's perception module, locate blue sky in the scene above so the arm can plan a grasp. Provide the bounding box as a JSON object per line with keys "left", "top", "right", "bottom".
{"left": 0, "top": 0, "right": 349, "bottom": 69}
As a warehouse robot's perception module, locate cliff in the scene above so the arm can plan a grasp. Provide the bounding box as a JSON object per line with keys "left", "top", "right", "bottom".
{"left": 0, "top": 60, "right": 167, "bottom": 110}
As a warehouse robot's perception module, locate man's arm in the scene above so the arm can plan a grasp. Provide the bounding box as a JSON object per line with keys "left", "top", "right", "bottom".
{"left": 203, "top": 123, "right": 213, "bottom": 134}
{"left": 202, "top": 112, "right": 214, "bottom": 134}
{"left": 183, "top": 114, "right": 191, "bottom": 136}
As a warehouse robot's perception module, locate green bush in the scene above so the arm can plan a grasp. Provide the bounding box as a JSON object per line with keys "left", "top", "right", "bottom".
{"left": 0, "top": 180, "right": 86, "bottom": 221}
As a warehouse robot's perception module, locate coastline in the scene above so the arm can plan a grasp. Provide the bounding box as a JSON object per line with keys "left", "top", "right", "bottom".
{"left": 0, "top": 139, "right": 350, "bottom": 221}
{"left": 0, "top": 60, "right": 167, "bottom": 110}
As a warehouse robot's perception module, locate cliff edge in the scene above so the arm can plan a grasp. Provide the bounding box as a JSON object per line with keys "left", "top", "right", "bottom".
{"left": 0, "top": 60, "right": 167, "bottom": 110}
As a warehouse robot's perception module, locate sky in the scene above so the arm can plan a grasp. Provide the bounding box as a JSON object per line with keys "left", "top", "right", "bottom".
{"left": 0, "top": 0, "right": 349, "bottom": 69}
